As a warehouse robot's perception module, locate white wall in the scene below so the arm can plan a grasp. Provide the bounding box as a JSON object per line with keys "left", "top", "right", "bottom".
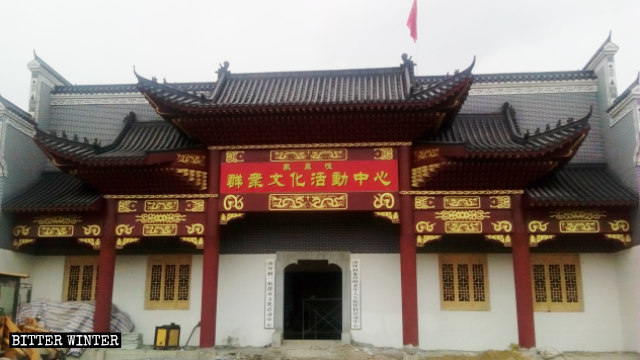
{"left": 350, "top": 254, "right": 402, "bottom": 347}
{"left": 616, "top": 246, "right": 640, "bottom": 352}
{"left": 0, "top": 248, "right": 33, "bottom": 276}
{"left": 535, "top": 253, "right": 624, "bottom": 351}
{"left": 30, "top": 256, "right": 65, "bottom": 301}
{"left": 417, "top": 253, "right": 518, "bottom": 351}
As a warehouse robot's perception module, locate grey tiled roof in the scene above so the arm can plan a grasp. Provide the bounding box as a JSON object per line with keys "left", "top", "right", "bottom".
{"left": 3, "top": 172, "right": 102, "bottom": 212}
{"left": 418, "top": 71, "right": 596, "bottom": 85}
{"left": 0, "top": 95, "right": 35, "bottom": 123}
{"left": 52, "top": 82, "right": 216, "bottom": 95}
{"left": 526, "top": 164, "right": 637, "bottom": 206}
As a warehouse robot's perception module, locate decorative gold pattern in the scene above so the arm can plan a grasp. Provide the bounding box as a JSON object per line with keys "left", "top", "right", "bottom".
{"left": 135, "top": 213, "right": 187, "bottom": 224}
{"left": 604, "top": 234, "right": 631, "bottom": 245}
{"left": 12, "top": 239, "right": 35, "bottom": 249}
{"left": 400, "top": 190, "right": 524, "bottom": 195}
{"left": 529, "top": 234, "right": 556, "bottom": 246}
{"left": 177, "top": 153, "right": 205, "bottom": 166}
{"left": 33, "top": 215, "right": 82, "bottom": 225}
{"left": 443, "top": 196, "right": 480, "bottom": 209}
{"left": 489, "top": 196, "right": 511, "bottom": 209}
{"left": 144, "top": 200, "right": 179, "bottom": 212}
{"left": 485, "top": 234, "right": 512, "bottom": 246}
{"left": 270, "top": 149, "right": 347, "bottom": 162}
{"left": 559, "top": 220, "right": 599, "bottom": 233}
{"left": 549, "top": 210, "right": 606, "bottom": 220}
{"left": 436, "top": 210, "right": 490, "bottom": 221}
{"left": 374, "top": 212, "right": 399, "bottom": 224}
{"left": 417, "top": 235, "right": 441, "bottom": 247}
{"left": 185, "top": 199, "right": 205, "bottom": 212}
{"left": 78, "top": 238, "right": 100, "bottom": 250}
{"left": 528, "top": 221, "right": 549, "bottom": 233}
{"left": 175, "top": 168, "right": 208, "bottom": 191}
{"left": 268, "top": 193, "right": 347, "bottom": 210}
{"left": 415, "top": 221, "right": 435, "bottom": 233}
{"left": 186, "top": 223, "right": 205, "bottom": 235}
{"left": 444, "top": 221, "right": 482, "bottom": 233}
{"left": 223, "top": 195, "right": 245, "bottom": 211}
{"left": 118, "top": 200, "right": 138, "bottom": 213}
{"left": 414, "top": 148, "right": 440, "bottom": 160}
{"left": 373, "top": 148, "right": 393, "bottom": 160}
{"left": 83, "top": 225, "right": 101, "bottom": 236}
{"left": 13, "top": 225, "right": 31, "bottom": 236}
{"left": 225, "top": 151, "right": 245, "bottom": 163}
{"left": 414, "top": 196, "right": 435, "bottom": 209}
{"left": 38, "top": 225, "right": 74, "bottom": 237}
{"left": 180, "top": 237, "right": 204, "bottom": 249}
{"left": 220, "top": 213, "right": 245, "bottom": 225}
{"left": 143, "top": 224, "right": 178, "bottom": 236}
{"left": 411, "top": 164, "right": 441, "bottom": 187}
{"left": 491, "top": 221, "right": 512, "bottom": 232}
{"left": 608, "top": 220, "right": 630, "bottom": 232}
{"left": 116, "top": 237, "right": 140, "bottom": 249}
{"left": 115, "top": 224, "right": 134, "bottom": 235}
{"left": 105, "top": 194, "right": 218, "bottom": 199}
{"left": 208, "top": 142, "right": 412, "bottom": 150}
{"left": 373, "top": 193, "right": 395, "bottom": 209}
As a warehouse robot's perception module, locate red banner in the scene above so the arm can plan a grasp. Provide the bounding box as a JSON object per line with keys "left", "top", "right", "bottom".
{"left": 221, "top": 160, "right": 398, "bottom": 194}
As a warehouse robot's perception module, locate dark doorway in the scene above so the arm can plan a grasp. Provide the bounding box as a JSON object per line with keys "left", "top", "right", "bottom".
{"left": 283, "top": 260, "right": 342, "bottom": 340}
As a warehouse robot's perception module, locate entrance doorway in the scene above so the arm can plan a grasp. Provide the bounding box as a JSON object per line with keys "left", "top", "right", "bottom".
{"left": 283, "top": 260, "right": 342, "bottom": 340}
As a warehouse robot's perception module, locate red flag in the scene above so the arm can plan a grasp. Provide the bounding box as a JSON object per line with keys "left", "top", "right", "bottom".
{"left": 406, "top": 0, "right": 417, "bottom": 42}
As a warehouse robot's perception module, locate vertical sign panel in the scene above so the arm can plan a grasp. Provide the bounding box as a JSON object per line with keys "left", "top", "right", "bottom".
{"left": 351, "top": 259, "right": 361, "bottom": 329}
{"left": 264, "top": 259, "right": 275, "bottom": 329}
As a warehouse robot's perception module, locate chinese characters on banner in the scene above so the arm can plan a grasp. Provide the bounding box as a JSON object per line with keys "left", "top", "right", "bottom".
{"left": 264, "top": 259, "right": 275, "bottom": 329}
{"left": 221, "top": 160, "right": 398, "bottom": 194}
{"left": 351, "top": 259, "right": 361, "bottom": 329}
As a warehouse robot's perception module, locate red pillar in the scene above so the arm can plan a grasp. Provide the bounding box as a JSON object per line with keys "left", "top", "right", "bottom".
{"left": 511, "top": 195, "right": 536, "bottom": 348}
{"left": 200, "top": 149, "right": 221, "bottom": 347}
{"left": 399, "top": 146, "right": 419, "bottom": 346}
{"left": 94, "top": 198, "right": 117, "bottom": 332}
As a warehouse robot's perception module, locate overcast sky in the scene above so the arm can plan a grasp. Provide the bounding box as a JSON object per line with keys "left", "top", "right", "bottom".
{"left": 1, "top": 0, "right": 638, "bottom": 111}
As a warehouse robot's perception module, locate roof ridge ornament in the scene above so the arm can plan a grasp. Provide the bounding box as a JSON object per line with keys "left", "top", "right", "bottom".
{"left": 217, "top": 61, "right": 230, "bottom": 80}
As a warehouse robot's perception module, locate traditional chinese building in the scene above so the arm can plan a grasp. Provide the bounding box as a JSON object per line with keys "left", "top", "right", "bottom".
{"left": 0, "top": 37, "right": 638, "bottom": 352}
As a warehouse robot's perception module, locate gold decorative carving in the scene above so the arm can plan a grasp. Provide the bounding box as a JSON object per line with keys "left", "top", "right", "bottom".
{"left": 220, "top": 213, "right": 245, "bottom": 225}
{"left": 550, "top": 210, "right": 606, "bottom": 220}
{"left": 608, "top": 220, "right": 630, "bottom": 232}
{"left": 116, "top": 237, "right": 140, "bottom": 249}
{"left": 400, "top": 190, "right": 524, "bottom": 195}
{"left": 209, "top": 142, "right": 412, "bottom": 150}
{"left": 529, "top": 234, "right": 556, "bottom": 246}
{"left": 443, "top": 196, "right": 480, "bottom": 209}
{"left": 135, "top": 213, "right": 187, "bottom": 224}
{"left": 13, "top": 225, "right": 31, "bottom": 236}
{"left": 226, "top": 151, "right": 245, "bottom": 163}
{"left": 78, "top": 238, "right": 100, "bottom": 250}
{"left": 373, "top": 193, "right": 395, "bottom": 209}
{"left": 528, "top": 221, "right": 549, "bottom": 233}
{"left": 485, "top": 234, "right": 512, "bottom": 246}
{"left": 436, "top": 210, "right": 490, "bottom": 221}
{"left": 415, "top": 221, "right": 435, "bottom": 233}
{"left": 489, "top": 196, "right": 511, "bottom": 209}
{"left": 118, "top": 200, "right": 138, "bottom": 213}
{"left": 268, "top": 193, "right": 347, "bottom": 210}
{"left": 181, "top": 237, "right": 204, "bottom": 249}
{"left": 144, "top": 200, "right": 178, "bottom": 212}
{"left": 411, "top": 164, "right": 441, "bottom": 187}
{"left": 143, "top": 224, "right": 177, "bottom": 236}
{"left": 82, "top": 225, "right": 101, "bottom": 236}
{"left": 12, "top": 239, "right": 35, "bottom": 249}
{"left": 414, "top": 148, "right": 440, "bottom": 160}
{"left": 177, "top": 153, "right": 205, "bottom": 166}
{"left": 417, "top": 235, "right": 441, "bottom": 247}
{"left": 270, "top": 149, "right": 347, "bottom": 162}
{"left": 374, "top": 212, "right": 399, "bottom": 224}
{"left": 38, "top": 225, "right": 74, "bottom": 237}
{"left": 605, "top": 234, "right": 631, "bottom": 245}
{"left": 186, "top": 223, "right": 205, "bottom": 235}
{"left": 373, "top": 148, "right": 393, "bottom": 160}
{"left": 444, "top": 221, "right": 482, "bottom": 233}
{"left": 492, "top": 221, "right": 512, "bottom": 232}
{"left": 115, "top": 224, "right": 134, "bottom": 235}
{"left": 414, "top": 196, "right": 435, "bottom": 209}
{"left": 105, "top": 194, "right": 218, "bottom": 199}
{"left": 559, "top": 220, "right": 599, "bottom": 233}
{"left": 33, "top": 215, "right": 82, "bottom": 225}
{"left": 223, "top": 195, "right": 245, "bottom": 211}
{"left": 185, "top": 199, "right": 205, "bottom": 212}
{"left": 175, "top": 168, "right": 208, "bottom": 191}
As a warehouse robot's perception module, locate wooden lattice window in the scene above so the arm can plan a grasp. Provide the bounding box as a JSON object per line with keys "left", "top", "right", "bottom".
{"left": 531, "top": 254, "right": 583, "bottom": 312}
{"left": 63, "top": 257, "right": 99, "bottom": 302}
{"left": 145, "top": 255, "right": 191, "bottom": 310}
{"left": 439, "top": 254, "right": 489, "bottom": 311}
